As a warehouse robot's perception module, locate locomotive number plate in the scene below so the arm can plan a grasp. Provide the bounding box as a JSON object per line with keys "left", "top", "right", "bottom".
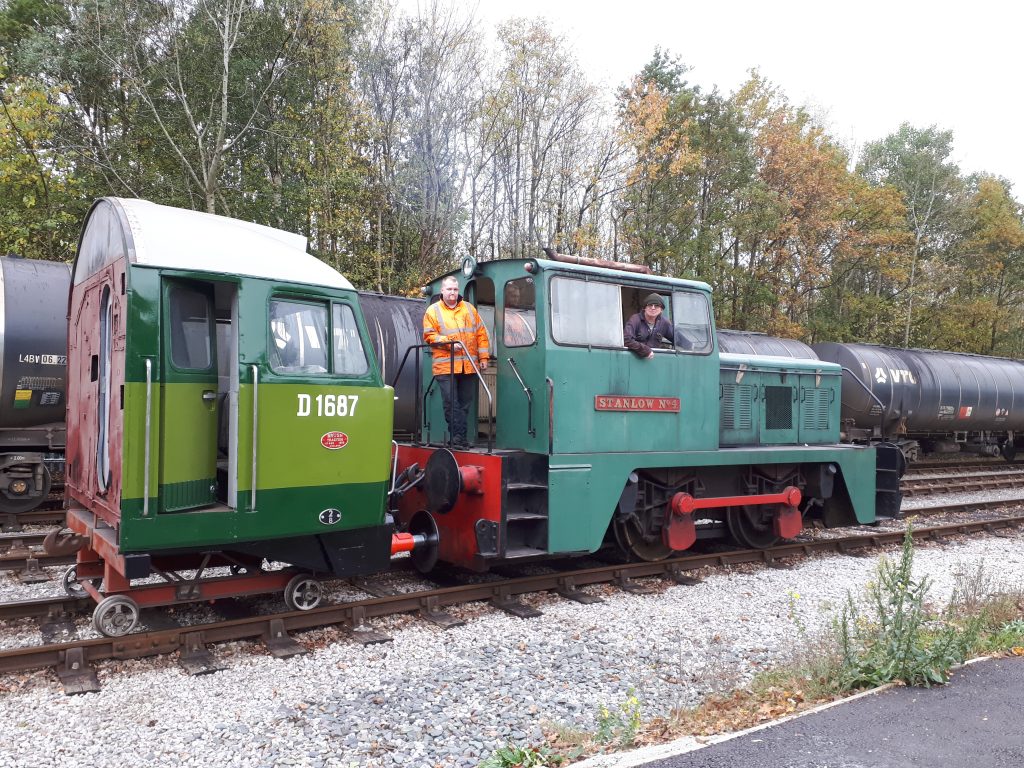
{"left": 595, "top": 396, "right": 680, "bottom": 412}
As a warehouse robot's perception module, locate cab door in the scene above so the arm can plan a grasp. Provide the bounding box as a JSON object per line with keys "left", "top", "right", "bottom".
{"left": 158, "top": 279, "right": 219, "bottom": 512}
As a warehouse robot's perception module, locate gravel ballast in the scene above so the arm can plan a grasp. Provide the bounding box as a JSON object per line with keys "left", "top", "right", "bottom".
{"left": 2, "top": 518, "right": 1024, "bottom": 766}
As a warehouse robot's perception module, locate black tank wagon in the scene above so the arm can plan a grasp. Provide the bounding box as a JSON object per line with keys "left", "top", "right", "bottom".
{"left": 0, "top": 256, "right": 70, "bottom": 514}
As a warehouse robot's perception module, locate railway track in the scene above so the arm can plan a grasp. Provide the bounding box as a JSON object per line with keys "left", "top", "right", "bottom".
{"left": 901, "top": 470, "right": 1024, "bottom": 496}
{"left": 0, "top": 499, "right": 1022, "bottom": 693}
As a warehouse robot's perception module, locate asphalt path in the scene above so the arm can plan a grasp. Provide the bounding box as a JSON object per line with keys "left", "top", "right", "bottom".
{"left": 643, "top": 657, "right": 1024, "bottom": 768}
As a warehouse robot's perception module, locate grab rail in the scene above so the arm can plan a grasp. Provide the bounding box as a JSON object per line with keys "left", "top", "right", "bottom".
{"left": 507, "top": 356, "right": 535, "bottom": 437}
{"left": 143, "top": 358, "right": 152, "bottom": 517}
{"left": 251, "top": 364, "right": 259, "bottom": 511}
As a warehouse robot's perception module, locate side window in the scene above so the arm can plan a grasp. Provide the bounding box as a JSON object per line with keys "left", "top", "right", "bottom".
{"left": 169, "top": 285, "right": 212, "bottom": 370}
{"left": 503, "top": 277, "right": 536, "bottom": 347}
{"left": 671, "top": 291, "right": 713, "bottom": 354}
{"left": 551, "top": 277, "right": 622, "bottom": 347}
{"left": 332, "top": 303, "right": 369, "bottom": 376}
{"left": 269, "top": 300, "right": 328, "bottom": 374}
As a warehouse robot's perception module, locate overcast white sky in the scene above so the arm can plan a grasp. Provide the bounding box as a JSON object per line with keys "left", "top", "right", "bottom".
{"left": 401, "top": 0, "right": 1023, "bottom": 194}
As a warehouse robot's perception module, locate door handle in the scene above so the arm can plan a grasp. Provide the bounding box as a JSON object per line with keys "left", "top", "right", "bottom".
{"left": 202, "top": 390, "right": 217, "bottom": 402}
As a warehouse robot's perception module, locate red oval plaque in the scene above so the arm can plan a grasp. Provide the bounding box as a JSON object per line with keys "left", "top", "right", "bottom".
{"left": 321, "top": 431, "right": 349, "bottom": 450}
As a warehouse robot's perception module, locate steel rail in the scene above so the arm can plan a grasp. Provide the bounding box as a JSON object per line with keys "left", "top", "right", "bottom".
{"left": 0, "top": 513, "right": 1021, "bottom": 685}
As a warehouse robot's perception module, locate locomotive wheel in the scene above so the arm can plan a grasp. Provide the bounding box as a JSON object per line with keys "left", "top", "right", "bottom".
{"left": 612, "top": 512, "right": 672, "bottom": 562}
{"left": 0, "top": 466, "right": 51, "bottom": 514}
{"left": 284, "top": 574, "right": 323, "bottom": 611}
{"left": 92, "top": 595, "right": 140, "bottom": 637}
{"left": 726, "top": 506, "right": 780, "bottom": 549}
{"left": 61, "top": 565, "right": 99, "bottom": 598}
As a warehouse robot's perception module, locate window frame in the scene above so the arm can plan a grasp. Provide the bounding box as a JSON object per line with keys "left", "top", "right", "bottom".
{"left": 548, "top": 275, "right": 624, "bottom": 349}
{"left": 167, "top": 283, "right": 215, "bottom": 372}
{"left": 267, "top": 295, "right": 374, "bottom": 380}
{"left": 502, "top": 276, "right": 538, "bottom": 349}
{"left": 546, "top": 274, "right": 715, "bottom": 356}
{"left": 668, "top": 289, "right": 714, "bottom": 356}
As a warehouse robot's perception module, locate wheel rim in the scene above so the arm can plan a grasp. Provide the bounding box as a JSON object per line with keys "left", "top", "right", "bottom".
{"left": 0, "top": 466, "right": 52, "bottom": 515}
{"left": 93, "top": 596, "right": 140, "bottom": 637}
{"left": 62, "top": 566, "right": 87, "bottom": 598}
{"left": 727, "top": 505, "right": 780, "bottom": 549}
{"left": 612, "top": 513, "right": 671, "bottom": 562}
{"left": 285, "top": 576, "right": 323, "bottom": 611}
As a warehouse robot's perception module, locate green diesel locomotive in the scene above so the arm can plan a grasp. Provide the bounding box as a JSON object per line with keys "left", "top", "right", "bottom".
{"left": 387, "top": 252, "right": 904, "bottom": 569}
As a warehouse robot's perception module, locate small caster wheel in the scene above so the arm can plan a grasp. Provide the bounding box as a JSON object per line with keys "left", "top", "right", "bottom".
{"left": 283, "top": 574, "right": 323, "bottom": 611}
{"left": 61, "top": 565, "right": 92, "bottom": 598}
{"left": 92, "top": 595, "right": 140, "bottom": 637}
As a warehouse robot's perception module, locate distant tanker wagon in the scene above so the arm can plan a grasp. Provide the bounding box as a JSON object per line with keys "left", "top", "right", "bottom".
{"left": 0, "top": 256, "right": 70, "bottom": 514}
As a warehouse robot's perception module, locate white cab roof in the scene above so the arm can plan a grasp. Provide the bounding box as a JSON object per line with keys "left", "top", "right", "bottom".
{"left": 74, "top": 198, "right": 352, "bottom": 289}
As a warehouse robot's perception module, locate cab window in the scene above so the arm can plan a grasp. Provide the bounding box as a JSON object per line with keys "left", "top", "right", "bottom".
{"left": 169, "top": 285, "right": 213, "bottom": 370}
{"left": 671, "top": 291, "right": 712, "bottom": 354}
{"left": 503, "top": 277, "right": 536, "bottom": 347}
{"left": 550, "top": 277, "right": 622, "bottom": 347}
{"left": 332, "top": 303, "right": 369, "bottom": 376}
{"left": 269, "top": 300, "right": 328, "bottom": 374}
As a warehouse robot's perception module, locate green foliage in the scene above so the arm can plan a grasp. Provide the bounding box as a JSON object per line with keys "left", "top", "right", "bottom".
{"left": 477, "top": 743, "right": 569, "bottom": 768}
{"left": 0, "top": 0, "right": 1021, "bottom": 334}
{"left": 594, "top": 688, "right": 642, "bottom": 747}
{"left": 834, "top": 529, "right": 970, "bottom": 688}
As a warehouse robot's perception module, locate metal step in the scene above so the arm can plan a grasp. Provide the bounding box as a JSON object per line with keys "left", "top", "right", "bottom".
{"left": 506, "top": 482, "right": 548, "bottom": 492}
{"left": 503, "top": 546, "right": 546, "bottom": 559}
{"left": 507, "top": 510, "right": 548, "bottom": 521}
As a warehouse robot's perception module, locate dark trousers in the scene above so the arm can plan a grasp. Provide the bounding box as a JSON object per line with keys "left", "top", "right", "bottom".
{"left": 436, "top": 373, "right": 476, "bottom": 442}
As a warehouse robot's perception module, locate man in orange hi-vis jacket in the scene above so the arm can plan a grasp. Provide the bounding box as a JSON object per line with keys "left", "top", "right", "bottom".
{"left": 423, "top": 275, "right": 491, "bottom": 448}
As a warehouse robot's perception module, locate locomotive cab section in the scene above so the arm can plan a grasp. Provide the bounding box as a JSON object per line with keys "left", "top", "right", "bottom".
{"left": 388, "top": 253, "right": 896, "bottom": 572}
{"left": 55, "top": 198, "right": 420, "bottom": 636}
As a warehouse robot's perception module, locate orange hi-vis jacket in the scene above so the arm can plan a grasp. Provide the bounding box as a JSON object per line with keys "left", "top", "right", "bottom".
{"left": 423, "top": 299, "right": 491, "bottom": 376}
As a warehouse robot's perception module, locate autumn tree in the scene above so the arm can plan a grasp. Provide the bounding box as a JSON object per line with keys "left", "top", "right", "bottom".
{"left": 858, "top": 124, "right": 966, "bottom": 346}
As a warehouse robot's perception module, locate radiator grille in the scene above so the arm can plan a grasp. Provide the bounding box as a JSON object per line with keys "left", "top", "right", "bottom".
{"left": 764, "top": 386, "right": 793, "bottom": 430}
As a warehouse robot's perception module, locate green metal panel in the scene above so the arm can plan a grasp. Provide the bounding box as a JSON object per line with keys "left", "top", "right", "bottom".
{"left": 798, "top": 372, "right": 840, "bottom": 443}
{"left": 120, "top": 380, "right": 392, "bottom": 551}
{"left": 118, "top": 481, "right": 388, "bottom": 551}
{"left": 546, "top": 445, "right": 878, "bottom": 554}
{"left": 719, "top": 379, "right": 759, "bottom": 446}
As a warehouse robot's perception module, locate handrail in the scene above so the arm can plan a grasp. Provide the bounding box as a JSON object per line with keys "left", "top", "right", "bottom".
{"left": 390, "top": 341, "right": 494, "bottom": 453}
{"left": 840, "top": 366, "right": 887, "bottom": 436}
{"left": 143, "top": 358, "right": 152, "bottom": 517}
{"left": 389, "top": 440, "right": 400, "bottom": 494}
{"left": 453, "top": 341, "right": 494, "bottom": 452}
{"left": 250, "top": 364, "right": 259, "bottom": 511}
{"left": 507, "top": 356, "right": 535, "bottom": 437}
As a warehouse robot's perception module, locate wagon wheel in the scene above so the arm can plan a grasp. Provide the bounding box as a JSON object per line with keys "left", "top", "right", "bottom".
{"left": 0, "top": 466, "right": 51, "bottom": 515}
{"left": 61, "top": 565, "right": 100, "bottom": 598}
{"left": 612, "top": 509, "right": 672, "bottom": 562}
{"left": 284, "top": 574, "right": 324, "bottom": 611}
{"left": 92, "top": 595, "right": 141, "bottom": 637}
{"left": 726, "top": 505, "right": 780, "bottom": 549}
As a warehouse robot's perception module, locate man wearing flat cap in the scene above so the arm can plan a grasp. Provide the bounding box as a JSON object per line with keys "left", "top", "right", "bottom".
{"left": 624, "top": 293, "right": 675, "bottom": 359}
